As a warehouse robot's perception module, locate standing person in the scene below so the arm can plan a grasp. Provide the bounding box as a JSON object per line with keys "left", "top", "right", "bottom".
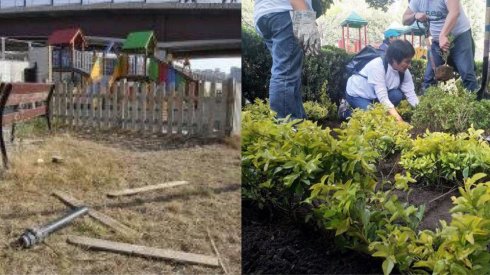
{"left": 379, "top": 29, "right": 400, "bottom": 54}
{"left": 341, "top": 40, "right": 419, "bottom": 122}
{"left": 254, "top": 0, "right": 321, "bottom": 119}
{"left": 402, "top": 0, "right": 477, "bottom": 92}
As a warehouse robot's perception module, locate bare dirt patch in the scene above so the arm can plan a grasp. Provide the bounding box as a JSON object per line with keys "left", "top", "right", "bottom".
{"left": 0, "top": 131, "right": 240, "bottom": 274}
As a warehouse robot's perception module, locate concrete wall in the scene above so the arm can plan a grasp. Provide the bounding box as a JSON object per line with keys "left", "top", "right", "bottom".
{"left": 0, "top": 60, "right": 29, "bottom": 82}
{"left": 28, "top": 46, "right": 49, "bottom": 83}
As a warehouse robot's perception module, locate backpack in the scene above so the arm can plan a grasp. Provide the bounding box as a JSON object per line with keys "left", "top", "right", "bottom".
{"left": 344, "top": 45, "right": 404, "bottom": 89}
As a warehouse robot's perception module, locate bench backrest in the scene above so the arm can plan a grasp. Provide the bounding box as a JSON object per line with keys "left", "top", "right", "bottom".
{"left": 0, "top": 83, "right": 55, "bottom": 126}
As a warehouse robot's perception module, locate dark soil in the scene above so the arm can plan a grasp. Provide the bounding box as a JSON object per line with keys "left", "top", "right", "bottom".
{"left": 392, "top": 183, "right": 455, "bottom": 230}
{"left": 242, "top": 201, "right": 383, "bottom": 274}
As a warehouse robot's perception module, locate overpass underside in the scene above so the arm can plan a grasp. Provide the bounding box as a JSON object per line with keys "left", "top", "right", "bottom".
{"left": 0, "top": 3, "right": 241, "bottom": 57}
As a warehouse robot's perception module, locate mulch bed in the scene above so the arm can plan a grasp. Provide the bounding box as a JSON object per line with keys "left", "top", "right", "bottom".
{"left": 242, "top": 118, "right": 458, "bottom": 274}
{"left": 242, "top": 202, "right": 383, "bottom": 274}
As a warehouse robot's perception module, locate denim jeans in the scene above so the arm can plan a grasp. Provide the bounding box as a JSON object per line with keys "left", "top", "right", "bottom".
{"left": 256, "top": 11, "right": 306, "bottom": 119}
{"left": 343, "top": 89, "right": 405, "bottom": 119}
{"left": 423, "top": 29, "right": 477, "bottom": 92}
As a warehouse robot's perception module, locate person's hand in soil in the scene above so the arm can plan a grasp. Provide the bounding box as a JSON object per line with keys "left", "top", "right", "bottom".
{"left": 388, "top": 108, "right": 405, "bottom": 124}
{"left": 439, "top": 34, "right": 450, "bottom": 52}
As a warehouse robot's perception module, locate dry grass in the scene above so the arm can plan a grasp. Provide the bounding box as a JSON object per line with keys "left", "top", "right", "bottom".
{"left": 0, "top": 131, "right": 241, "bottom": 274}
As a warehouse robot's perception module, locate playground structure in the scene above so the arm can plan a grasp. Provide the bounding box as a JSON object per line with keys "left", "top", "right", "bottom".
{"left": 338, "top": 11, "right": 368, "bottom": 53}
{"left": 0, "top": 27, "right": 241, "bottom": 137}
{"left": 49, "top": 28, "right": 91, "bottom": 84}
{"left": 402, "top": 22, "right": 427, "bottom": 59}
{"left": 383, "top": 23, "right": 427, "bottom": 59}
{"left": 338, "top": 12, "right": 427, "bottom": 59}
{"left": 46, "top": 28, "right": 236, "bottom": 137}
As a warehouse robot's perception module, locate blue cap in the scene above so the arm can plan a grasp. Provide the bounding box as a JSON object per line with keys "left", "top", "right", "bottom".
{"left": 384, "top": 29, "right": 400, "bottom": 39}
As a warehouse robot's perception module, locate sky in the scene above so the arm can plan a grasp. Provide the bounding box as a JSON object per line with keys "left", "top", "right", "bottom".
{"left": 190, "top": 57, "right": 241, "bottom": 74}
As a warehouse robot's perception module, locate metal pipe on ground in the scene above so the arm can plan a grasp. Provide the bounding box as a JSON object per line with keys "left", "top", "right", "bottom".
{"left": 18, "top": 206, "right": 89, "bottom": 248}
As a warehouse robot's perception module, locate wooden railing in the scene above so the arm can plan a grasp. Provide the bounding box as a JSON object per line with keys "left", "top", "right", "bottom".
{"left": 73, "top": 50, "right": 94, "bottom": 74}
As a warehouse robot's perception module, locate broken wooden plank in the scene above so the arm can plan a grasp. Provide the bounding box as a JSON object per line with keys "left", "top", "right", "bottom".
{"left": 106, "top": 181, "right": 189, "bottom": 197}
{"left": 52, "top": 191, "right": 138, "bottom": 237}
{"left": 67, "top": 235, "right": 220, "bottom": 267}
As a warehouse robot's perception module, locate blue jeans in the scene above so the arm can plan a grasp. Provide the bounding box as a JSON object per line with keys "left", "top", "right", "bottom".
{"left": 343, "top": 89, "right": 405, "bottom": 118}
{"left": 256, "top": 12, "right": 306, "bottom": 120}
{"left": 423, "top": 30, "right": 477, "bottom": 92}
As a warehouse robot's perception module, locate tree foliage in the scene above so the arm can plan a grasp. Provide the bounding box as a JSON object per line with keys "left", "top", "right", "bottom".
{"left": 364, "top": 0, "right": 396, "bottom": 12}
{"left": 242, "top": 25, "right": 272, "bottom": 104}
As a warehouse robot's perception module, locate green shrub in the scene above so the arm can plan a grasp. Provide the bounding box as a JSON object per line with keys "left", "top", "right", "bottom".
{"left": 302, "top": 46, "right": 352, "bottom": 104}
{"left": 410, "top": 58, "right": 427, "bottom": 95}
{"left": 242, "top": 104, "right": 490, "bottom": 274}
{"left": 242, "top": 98, "right": 275, "bottom": 120}
{"left": 337, "top": 104, "right": 413, "bottom": 157}
{"left": 242, "top": 26, "right": 272, "bottom": 104}
{"left": 473, "top": 99, "right": 490, "bottom": 130}
{"left": 370, "top": 173, "right": 490, "bottom": 275}
{"left": 412, "top": 81, "right": 476, "bottom": 133}
{"left": 303, "top": 100, "right": 336, "bottom": 122}
{"left": 396, "top": 100, "right": 415, "bottom": 122}
{"left": 304, "top": 101, "right": 328, "bottom": 121}
{"left": 400, "top": 128, "right": 490, "bottom": 185}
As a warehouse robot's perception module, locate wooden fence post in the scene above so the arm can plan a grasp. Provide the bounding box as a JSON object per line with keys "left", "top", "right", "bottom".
{"left": 157, "top": 83, "right": 164, "bottom": 134}
{"left": 176, "top": 84, "right": 184, "bottom": 135}
{"left": 197, "top": 80, "right": 205, "bottom": 137}
{"left": 207, "top": 81, "right": 216, "bottom": 137}
{"left": 167, "top": 83, "right": 174, "bottom": 135}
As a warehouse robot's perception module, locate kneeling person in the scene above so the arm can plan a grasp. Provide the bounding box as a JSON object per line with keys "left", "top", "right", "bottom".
{"left": 345, "top": 40, "right": 419, "bottom": 122}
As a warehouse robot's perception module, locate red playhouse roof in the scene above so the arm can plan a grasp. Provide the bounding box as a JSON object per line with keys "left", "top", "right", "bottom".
{"left": 48, "top": 28, "right": 86, "bottom": 46}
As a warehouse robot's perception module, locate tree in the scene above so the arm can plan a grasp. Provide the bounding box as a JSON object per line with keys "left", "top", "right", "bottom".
{"left": 364, "top": 0, "right": 396, "bottom": 11}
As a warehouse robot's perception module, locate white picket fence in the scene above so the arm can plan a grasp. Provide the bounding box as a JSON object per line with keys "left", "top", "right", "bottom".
{"left": 51, "top": 78, "right": 240, "bottom": 137}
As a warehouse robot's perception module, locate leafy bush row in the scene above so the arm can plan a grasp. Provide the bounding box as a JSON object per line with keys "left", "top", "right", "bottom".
{"left": 400, "top": 128, "right": 490, "bottom": 186}
{"left": 242, "top": 101, "right": 490, "bottom": 274}
{"left": 370, "top": 174, "right": 490, "bottom": 274}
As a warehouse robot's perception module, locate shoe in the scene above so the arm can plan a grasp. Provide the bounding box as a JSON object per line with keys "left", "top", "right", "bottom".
{"left": 338, "top": 99, "right": 351, "bottom": 120}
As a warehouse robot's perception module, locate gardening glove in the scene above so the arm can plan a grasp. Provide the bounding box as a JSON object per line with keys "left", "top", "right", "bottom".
{"left": 292, "top": 10, "right": 321, "bottom": 56}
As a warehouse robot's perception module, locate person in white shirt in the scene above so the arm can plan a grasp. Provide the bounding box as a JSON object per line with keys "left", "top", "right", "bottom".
{"left": 344, "top": 40, "right": 419, "bottom": 122}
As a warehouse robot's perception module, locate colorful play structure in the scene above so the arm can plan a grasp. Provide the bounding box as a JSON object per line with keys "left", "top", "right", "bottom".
{"left": 48, "top": 28, "right": 196, "bottom": 92}
{"left": 338, "top": 12, "right": 427, "bottom": 59}
{"left": 338, "top": 11, "right": 368, "bottom": 53}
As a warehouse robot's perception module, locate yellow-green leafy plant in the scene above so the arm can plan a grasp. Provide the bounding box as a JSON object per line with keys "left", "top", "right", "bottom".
{"left": 303, "top": 101, "right": 330, "bottom": 122}
{"left": 412, "top": 85, "right": 476, "bottom": 133}
{"left": 337, "top": 104, "right": 413, "bottom": 158}
{"left": 400, "top": 128, "right": 490, "bottom": 186}
{"left": 396, "top": 100, "right": 414, "bottom": 122}
{"left": 370, "top": 173, "right": 490, "bottom": 274}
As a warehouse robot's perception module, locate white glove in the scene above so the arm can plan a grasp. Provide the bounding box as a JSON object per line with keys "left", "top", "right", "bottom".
{"left": 292, "top": 10, "right": 321, "bottom": 56}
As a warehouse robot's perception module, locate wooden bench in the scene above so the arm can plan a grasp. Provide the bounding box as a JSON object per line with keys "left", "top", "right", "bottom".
{"left": 0, "top": 82, "right": 55, "bottom": 168}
